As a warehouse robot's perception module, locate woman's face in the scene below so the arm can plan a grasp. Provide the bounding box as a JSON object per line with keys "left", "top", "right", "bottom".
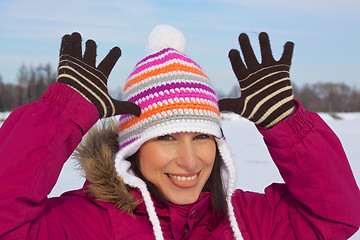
{"left": 138, "top": 132, "right": 216, "bottom": 205}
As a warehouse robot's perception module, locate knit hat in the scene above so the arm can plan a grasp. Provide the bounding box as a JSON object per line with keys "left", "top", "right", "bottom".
{"left": 114, "top": 25, "right": 243, "bottom": 240}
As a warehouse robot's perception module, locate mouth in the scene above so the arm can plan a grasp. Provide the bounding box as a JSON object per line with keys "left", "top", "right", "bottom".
{"left": 166, "top": 172, "right": 200, "bottom": 188}
{"left": 167, "top": 173, "right": 199, "bottom": 181}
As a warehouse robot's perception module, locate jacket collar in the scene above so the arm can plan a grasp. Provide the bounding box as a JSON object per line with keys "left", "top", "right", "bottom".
{"left": 131, "top": 188, "right": 220, "bottom": 239}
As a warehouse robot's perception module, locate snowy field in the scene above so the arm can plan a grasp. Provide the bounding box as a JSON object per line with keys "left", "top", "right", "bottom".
{"left": 1, "top": 111, "right": 359, "bottom": 239}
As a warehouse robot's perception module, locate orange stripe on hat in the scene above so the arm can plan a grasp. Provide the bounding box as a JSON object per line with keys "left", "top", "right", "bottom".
{"left": 124, "top": 62, "right": 209, "bottom": 91}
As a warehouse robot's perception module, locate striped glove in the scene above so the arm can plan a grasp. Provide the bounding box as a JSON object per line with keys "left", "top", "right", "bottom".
{"left": 57, "top": 32, "right": 140, "bottom": 118}
{"left": 219, "top": 32, "right": 294, "bottom": 128}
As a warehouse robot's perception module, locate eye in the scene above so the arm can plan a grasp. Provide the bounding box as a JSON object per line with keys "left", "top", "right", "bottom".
{"left": 194, "top": 134, "right": 211, "bottom": 140}
{"left": 157, "top": 135, "right": 174, "bottom": 141}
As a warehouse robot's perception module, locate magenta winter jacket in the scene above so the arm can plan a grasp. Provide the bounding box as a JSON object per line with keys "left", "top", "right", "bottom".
{"left": 0, "top": 83, "right": 359, "bottom": 239}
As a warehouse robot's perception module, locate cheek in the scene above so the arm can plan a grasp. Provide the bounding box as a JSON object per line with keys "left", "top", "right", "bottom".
{"left": 138, "top": 142, "right": 170, "bottom": 180}
{"left": 198, "top": 141, "right": 217, "bottom": 167}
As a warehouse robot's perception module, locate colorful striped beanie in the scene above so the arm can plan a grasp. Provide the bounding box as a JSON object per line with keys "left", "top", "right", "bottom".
{"left": 114, "top": 25, "right": 243, "bottom": 240}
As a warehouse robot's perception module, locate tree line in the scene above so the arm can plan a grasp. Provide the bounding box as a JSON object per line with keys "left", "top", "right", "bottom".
{"left": 0, "top": 64, "right": 56, "bottom": 112}
{"left": 0, "top": 64, "right": 360, "bottom": 113}
{"left": 217, "top": 83, "right": 360, "bottom": 113}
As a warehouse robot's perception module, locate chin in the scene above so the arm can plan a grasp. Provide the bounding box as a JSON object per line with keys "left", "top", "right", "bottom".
{"left": 167, "top": 192, "right": 200, "bottom": 205}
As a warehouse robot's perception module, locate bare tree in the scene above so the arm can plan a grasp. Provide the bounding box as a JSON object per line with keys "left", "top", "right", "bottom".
{"left": 0, "top": 63, "right": 56, "bottom": 111}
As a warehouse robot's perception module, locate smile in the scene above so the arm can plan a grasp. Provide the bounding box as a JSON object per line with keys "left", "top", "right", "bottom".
{"left": 167, "top": 173, "right": 198, "bottom": 181}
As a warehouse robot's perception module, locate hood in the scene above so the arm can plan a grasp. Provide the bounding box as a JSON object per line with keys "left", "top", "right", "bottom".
{"left": 73, "top": 118, "right": 140, "bottom": 214}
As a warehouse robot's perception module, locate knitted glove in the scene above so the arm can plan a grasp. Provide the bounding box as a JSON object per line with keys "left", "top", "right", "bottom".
{"left": 57, "top": 32, "right": 141, "bottom": 118}
{"left": 219, "top": 32, "right": 294, "bottom": 128}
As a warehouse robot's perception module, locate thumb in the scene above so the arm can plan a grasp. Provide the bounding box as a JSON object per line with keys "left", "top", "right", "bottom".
{"left": 218, "top": 98, "right": 243, "bottom": 115}
{"left": 112, "top": 99, "right": 141, "bottom": 117}
{"left": 98, "top": 47, "right": 122, "bottom": 79}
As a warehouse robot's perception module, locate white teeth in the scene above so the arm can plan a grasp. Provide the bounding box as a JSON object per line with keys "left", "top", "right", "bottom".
{"left": 168, "top": 174, "right": 197, "bottom": 181}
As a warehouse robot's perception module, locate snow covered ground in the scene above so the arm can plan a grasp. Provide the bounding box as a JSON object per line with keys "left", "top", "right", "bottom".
{"left": 1, "top": 111, "right": 359, "bottom": 239}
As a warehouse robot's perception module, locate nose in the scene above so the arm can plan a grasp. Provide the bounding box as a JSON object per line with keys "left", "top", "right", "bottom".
{"left": 176, "top": 141, "right": 198, "bottom": 171}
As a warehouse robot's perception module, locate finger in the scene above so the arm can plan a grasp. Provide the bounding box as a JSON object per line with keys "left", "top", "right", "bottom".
{"left": 71, "top": 32, "right": 82, "bottom": 60}
{"left": 97, "top": 47, "right": 121, "bottom": 78}
{"left": 59, "top": 34, "right": 72, "bottom": 56}
{"left": 228, "top": 49, "right": 247, "bottom": 80}
{"left": 218, "top": 98, "right": 243, "bottom": 114}
{"left": 259, "top": 32, "right": 275, "bottom": 65}
{"left": 112, "top": 99, "right": 141, "bottom": 117}
{"left": 239, "top": 33, "right": 259, "bottom": 70}
{"left": 83, "top": 39, "right": 97, "bottom": 67}
{"left": 279, "top": 41, "right": 294, "bottom": 65}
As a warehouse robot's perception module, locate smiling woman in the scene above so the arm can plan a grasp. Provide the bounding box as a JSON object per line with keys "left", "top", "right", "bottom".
{"left": 0, "top": 24, "right": 359, "bottom": 240}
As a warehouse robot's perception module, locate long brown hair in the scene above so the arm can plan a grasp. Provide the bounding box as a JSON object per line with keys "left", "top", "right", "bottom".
{"left": 127, "top": 145, "right": 228, "bottom": 217}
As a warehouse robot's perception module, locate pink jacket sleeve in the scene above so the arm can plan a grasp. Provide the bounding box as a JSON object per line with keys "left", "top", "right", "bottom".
{"left": 0, "top": 83, "right": 99, "bottom": 238}
{"left": 232, "top": 99, "right": 360, "bottom": 240}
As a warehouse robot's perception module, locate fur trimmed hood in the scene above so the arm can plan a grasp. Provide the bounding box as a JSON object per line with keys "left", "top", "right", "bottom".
{"left": 74, "top": 119, "right": 140, "bottom": 213}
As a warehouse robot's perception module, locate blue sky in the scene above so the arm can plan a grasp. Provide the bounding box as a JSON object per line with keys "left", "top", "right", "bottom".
{"left": 0, "top": 0, "right": 359, "bottom": 94}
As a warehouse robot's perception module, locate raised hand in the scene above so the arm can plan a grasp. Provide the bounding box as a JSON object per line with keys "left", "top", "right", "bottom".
{"left": 219, "top": 32, "right": 294, "bottom": 128}
{"left": 57, "top": 32, "right": 141, "bottom": 118}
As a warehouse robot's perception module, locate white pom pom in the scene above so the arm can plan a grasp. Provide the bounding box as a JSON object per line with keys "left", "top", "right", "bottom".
{"left": 146, "top": 24, "right": 186, "bottom": 55}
